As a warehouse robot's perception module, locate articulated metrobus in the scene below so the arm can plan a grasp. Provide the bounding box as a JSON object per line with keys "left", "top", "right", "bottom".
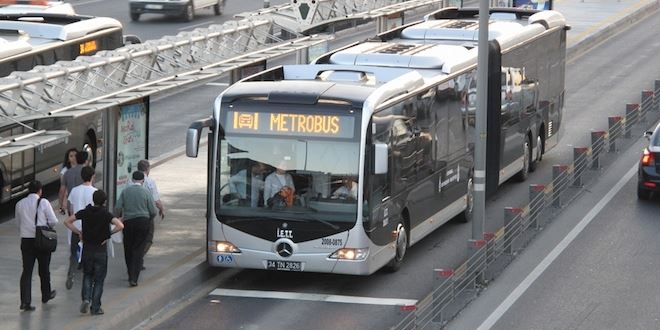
{"left": 186, "top": 7, "right": 567, "bottom": 275}
{"left": 0, "top": 12, "right": 141, "bottom": 204}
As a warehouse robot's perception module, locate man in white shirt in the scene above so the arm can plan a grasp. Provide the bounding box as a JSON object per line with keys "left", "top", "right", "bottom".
{"left": 65, "top": 166, "right": 97, "bottom": 290}
{"left": 16, "top": 180, "right": 58, "bottom": 311}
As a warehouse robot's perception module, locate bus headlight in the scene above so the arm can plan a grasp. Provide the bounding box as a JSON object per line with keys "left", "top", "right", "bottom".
{"left": 329, "top": 248, "right": 369, "bottom": 260}
{"left": 209, "top": 241, "right": 241, "bottom": 253}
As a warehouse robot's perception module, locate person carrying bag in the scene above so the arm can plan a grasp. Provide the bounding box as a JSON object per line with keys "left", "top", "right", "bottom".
{"left": 16, "top": 181, "right": 58, "bottom": 311}
{"left": 34, "top": 198, "right": 58, "bottom": 252}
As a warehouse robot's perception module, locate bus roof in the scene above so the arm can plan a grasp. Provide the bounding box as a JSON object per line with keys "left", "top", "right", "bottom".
{"left": 320, "top": 9, "right": 565, "bottom": 74}
{"left": 222, "top": 63, "right": 431, "bottom": 110}
{"left": 326, "top": 42, "right": 473, "bottom": 73}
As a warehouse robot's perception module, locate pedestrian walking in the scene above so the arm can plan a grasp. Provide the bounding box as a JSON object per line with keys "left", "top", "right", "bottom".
{"left": 137, "top": 159, "right": 165, "bottom": 266}
{"left": 64, "top": 189, "right": 123, "bottom": 316}
{"left": 16, "top": 180, "right": 58, "bottom": 311}
{"left": 58, "top": 148, "right": 78, "bottom": 215}
{"left": 115, "top": 171, "right": 156, "bottom": 287}
{"left": 65, "top": 165, "right": 98, "bottom": 289}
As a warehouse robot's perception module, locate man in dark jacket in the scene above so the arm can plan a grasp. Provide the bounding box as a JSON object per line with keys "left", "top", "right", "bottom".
{"left": 64, "top": 190, "right": 123, "bottom": 315}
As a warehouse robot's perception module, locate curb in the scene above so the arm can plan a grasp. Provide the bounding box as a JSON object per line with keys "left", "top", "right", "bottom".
{"left": 100, "top": 251, "right": 218, "bottom": 330}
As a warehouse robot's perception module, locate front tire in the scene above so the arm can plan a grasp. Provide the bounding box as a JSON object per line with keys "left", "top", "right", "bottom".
{"left": 182, "top": 2, "right": 194, "bottom": 22}
{"left": 130, "top": 12, "right": 140, "bottom": 21}
{"left": 385, "top": 222, "right": 408, "bottom": 272}
{"left": 638, "top": 186, "right": 651, "bottom": 200}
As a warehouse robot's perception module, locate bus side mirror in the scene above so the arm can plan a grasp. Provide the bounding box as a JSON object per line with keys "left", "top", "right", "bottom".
{"left": 186, "top": 117, "right": 213, "bottom": 158}
{"left": 186, "top": 128, "right": 200, "bottom": 158}
{"left": 374, "top": 143, "right": 388, "bottom": 175}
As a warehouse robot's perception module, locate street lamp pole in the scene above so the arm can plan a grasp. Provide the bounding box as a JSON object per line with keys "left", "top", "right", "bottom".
{"left": 472, "top": 0, "right": 489, "bottom": 240}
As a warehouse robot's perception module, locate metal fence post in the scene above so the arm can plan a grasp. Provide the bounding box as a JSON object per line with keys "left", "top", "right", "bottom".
{"left": 432, "top": 268, "right": 455, "bottom": 325}
{"left": 608, "top": 116, "right": 623, "bottom": 152}
{"left": 503, "top": 207, "right": 523, "bottom": 254}
{"left": 590, "top": 130, "right": 606, "bottom": 169}
{"left": 552, "top": 165, "right": 569, "bottom": 208}
{"left": 573, "top": 147, "right": 588, "bottom": 187}
{"left": 467, "top": 239, "right": 487, "bottom": 286}
{"left": 641, "top": 90, "right": 654, "bottom": 122}
{"left": 529, "top": 184, "right": 545, "bottom": 228}
{"left": 625, "top": 103, "right": 640, "bottom": 137}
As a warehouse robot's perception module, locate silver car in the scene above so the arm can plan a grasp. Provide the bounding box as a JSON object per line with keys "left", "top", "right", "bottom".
{"left": 129, "top": 0, "right": 225, "bottom": 22}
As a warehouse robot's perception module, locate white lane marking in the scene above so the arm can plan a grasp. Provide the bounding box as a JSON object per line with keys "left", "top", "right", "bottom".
{"left": 71, "top": 0, "right": 105, "bottom": 5}
{"left": 178, "top": 22, "right": 211, "bottom": 31}
{"left": 210, "top": 288, "right": 417, "bottom": 306}
{"left": 206, "top": 82, "right": 229, "bottom": 87}
{"left": 476, "top": 163, "right": 637, "bottom": 330}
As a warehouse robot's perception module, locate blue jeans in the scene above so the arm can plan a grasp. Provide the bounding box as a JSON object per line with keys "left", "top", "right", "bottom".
{"left": 81, "top": 245, "right": 107, "bottom": 313}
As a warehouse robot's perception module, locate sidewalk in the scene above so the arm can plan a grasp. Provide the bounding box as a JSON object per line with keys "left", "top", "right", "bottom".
{"left": 1, "top": 1, "right": 658, "bottom": 329}
{"left": 0, "top": 149, "right": 214, "bottom": 330}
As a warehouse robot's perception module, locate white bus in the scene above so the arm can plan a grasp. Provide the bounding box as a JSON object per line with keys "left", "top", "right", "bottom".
{"left": 186, "top": 7, "right": 567, "bottom": 275}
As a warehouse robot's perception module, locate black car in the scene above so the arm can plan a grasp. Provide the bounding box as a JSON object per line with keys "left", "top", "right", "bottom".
{"left": 637, "top": 123, "right": 660, "bottom": 199}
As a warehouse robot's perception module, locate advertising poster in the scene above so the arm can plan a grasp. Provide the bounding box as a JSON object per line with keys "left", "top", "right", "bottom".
{"left": 512, "top": 0, "right": 552, "bottom": 10}
{"left": 115, "top": 98, "right": 148, "bottom": 202}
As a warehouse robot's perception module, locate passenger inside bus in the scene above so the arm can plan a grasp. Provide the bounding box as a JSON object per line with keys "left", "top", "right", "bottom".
{"left": 331, "top": 177, "right": 358, "bottom": 200}
{"left": 227, "top": 160, "right": 268, "bottom": 207}
{"left": 264, "top": 160, "right": 296, "bottom": 208}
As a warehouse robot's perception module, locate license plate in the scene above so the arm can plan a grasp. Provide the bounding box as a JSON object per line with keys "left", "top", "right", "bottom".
{"left": 145, "top": 4, "right": 163, "bottom": 9}
{"left": 266, "top": 260, "right": 302, "bottom": 271}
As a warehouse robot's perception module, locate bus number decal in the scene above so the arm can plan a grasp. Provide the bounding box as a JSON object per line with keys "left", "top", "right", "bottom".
{"left": 439, "top": 165, "right": 460, "bottom": 192}
{"left": 321, "top": 238, "right": 343, "bottom": 246}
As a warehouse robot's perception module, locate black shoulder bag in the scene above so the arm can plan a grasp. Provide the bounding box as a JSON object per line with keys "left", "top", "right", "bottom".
{"left": 34, "top": 198, "right": 57, "bottom": 253}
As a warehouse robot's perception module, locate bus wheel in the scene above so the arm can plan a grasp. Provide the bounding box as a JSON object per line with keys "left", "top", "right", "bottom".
{"left": 514, "top": 136, "right": 530, "bottom": 182}
{"left": 213, "top": 0, "right": 223, "bottom": 15}
{"left": 457, "top": 176, "right": 473, "bottom": 223}
{"left": 530, "top": 135, "right": 542, "bottom": 172}
{"left": 386, "top": 222, "right": 408, "bottom": 272}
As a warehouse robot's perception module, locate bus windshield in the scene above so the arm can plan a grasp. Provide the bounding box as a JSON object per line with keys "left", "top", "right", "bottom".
{"left": 215, "top": 104, "right": 361, "bottom": 223}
